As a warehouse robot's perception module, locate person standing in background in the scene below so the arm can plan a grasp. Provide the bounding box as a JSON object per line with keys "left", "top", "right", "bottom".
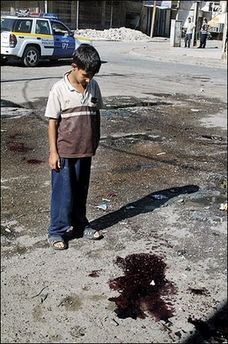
{"left": 184, "top": 17, "right": 195, "bottom": 48}
{"left": 198, "top": 17, "right": 209, "bottom": 48}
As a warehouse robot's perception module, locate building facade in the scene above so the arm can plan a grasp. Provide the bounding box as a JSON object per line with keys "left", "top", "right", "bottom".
{"left": 1, "top": 1, "right": 226, "bottom": 39}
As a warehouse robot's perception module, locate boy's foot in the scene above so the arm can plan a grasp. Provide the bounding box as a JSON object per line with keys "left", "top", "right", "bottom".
{"left": 64, "top": 226, "right": 77, "bottom": 239}
{"left": 48, "top": 236, "right": 67, "bottom": 250}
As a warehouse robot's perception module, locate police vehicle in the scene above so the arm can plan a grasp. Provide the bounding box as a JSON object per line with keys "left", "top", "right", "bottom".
{"left": 1, "top": 11, "right": 90, "bottom": 67}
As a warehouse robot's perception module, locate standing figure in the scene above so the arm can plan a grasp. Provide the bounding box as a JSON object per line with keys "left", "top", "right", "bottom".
{"left": 45, "top": 44, "right": 103, "bottom": 250}
{"left": 198, "top": 18, "right": 209, "bottom": 48}
{"left": 184, "top": 17, "right": 195, "bottom": 48}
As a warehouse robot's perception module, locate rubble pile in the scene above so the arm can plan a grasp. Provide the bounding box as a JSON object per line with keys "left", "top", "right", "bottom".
{"left": 75, "top": 27, "right": 151, "bottom": 41}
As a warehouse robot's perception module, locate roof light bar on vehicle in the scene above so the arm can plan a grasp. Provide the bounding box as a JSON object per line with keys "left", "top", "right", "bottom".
{"left": 15, "top": 9, "right": 30, "bottom": 17}
{"left": 42, "top": 13, "right": 58, "bottom": 19}
{"left": 15, "top": 10, "right": 58, "bottom": 19}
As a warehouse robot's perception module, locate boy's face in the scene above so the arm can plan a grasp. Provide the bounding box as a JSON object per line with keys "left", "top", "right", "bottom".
{"left": 71, "top": 63, "right": 93, "bottom": 87}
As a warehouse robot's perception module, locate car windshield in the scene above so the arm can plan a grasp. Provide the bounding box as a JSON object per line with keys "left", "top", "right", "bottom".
{"left": 1, "top": 18, "right": 15, "bottom": 32}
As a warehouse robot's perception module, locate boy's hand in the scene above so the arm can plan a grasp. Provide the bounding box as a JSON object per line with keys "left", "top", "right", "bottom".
{"left": 48, "top": 119, "right": 60, "bottom": 170}
{"left": 49, "top": 152, "right": 60, "bottom": 170}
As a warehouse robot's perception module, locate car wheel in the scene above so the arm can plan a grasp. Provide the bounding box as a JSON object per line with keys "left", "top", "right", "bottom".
{"left": 0, "top": 56, "right": 8, "bottom": 65}
{"left": 23, "top": 46, "right": 40, "bottom": 67}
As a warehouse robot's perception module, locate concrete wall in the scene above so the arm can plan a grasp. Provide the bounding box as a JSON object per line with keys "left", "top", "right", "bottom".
{"left": 1, "top": 0, "right": 172, "bottom": 35}
{"left": 1, "top": 0, "right": 136, "bottom": 29}
{"left": 176, "top": 0, "right": 216, "bottom": 26}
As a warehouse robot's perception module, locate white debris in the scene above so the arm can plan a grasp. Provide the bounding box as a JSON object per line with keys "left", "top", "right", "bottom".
{"left": 2, "top": 220, "right": 17, "bottom": 227}
{"left": 5, "top": 228, "right": 12, "bottom": 233}
{"left": 97, "top": 200, "right": 109, "bottom": 211}
{"left": 1, "top": 107, "right": 33, "bottom": 118}
{"left": 97, "top": 203, "right": 107, "bottom": 211}
{"left": 126, "top": 205, "right": 135, "bottom": 210}
{"left": 152, "top": 194, "right": 168, "bottom": 200}
{"left": 75, "top": 27, "right": 151, "bottom": 42}
{"left": 150, "top": 280, "right": 155, "bottom": 286}
{"left": 219, "top": 202, "right": 227, "bottom": 211}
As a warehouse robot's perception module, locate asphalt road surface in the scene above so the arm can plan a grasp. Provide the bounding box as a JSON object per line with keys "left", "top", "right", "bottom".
{"left": 1, "top": 40, "right": 227, "bottom": 344}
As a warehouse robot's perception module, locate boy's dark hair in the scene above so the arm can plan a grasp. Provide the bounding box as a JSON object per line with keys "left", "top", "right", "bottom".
{"left": 72, "top": 43, "right": 101, "bottom": 75}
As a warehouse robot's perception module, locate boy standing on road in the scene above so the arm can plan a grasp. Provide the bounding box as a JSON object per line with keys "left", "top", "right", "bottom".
{"left": 45, "top": 44, "right": 103, "bottom": 250}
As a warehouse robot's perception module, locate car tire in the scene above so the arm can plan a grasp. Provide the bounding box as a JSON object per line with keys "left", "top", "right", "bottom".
{"left": 23, "top": 46, "right": 40, "bottom": 67}
{"left": 0, "top": 57, "right": 7, "bottom": 65}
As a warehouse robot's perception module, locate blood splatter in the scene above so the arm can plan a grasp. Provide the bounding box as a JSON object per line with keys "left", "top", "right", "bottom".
{"left": 27, "top": 159, "right": 44, "bottom": 164}
{"left": 108, "top": 253, "right": 176, "bottom": 321}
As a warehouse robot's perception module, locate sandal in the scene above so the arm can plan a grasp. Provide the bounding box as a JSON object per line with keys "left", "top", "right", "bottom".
{"left": 63, "top": 226, "right": 77, "bottom": 240}
{"left": 48, "top": 236, "right": 67, "bottom": 250}
{"left": 83, "top": 226, "right": 103, "bottom": 240}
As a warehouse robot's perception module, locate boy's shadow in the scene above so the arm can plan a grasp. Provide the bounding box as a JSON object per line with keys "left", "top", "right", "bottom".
{"left": 90, "top": 184, "right": 199, "bottom": 231}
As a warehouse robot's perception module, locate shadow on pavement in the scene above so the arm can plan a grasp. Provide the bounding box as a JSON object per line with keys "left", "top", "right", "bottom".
{"left": 182, "top": 301, "right": 228, "bottom": 344}
{"left": 1, "top": 58, "right": 107, "bottom": 68}
{"left": 1, "top": 59, "right": 71, "bottom": 68}
{"left": 90, "top": 184, "right": 199, "bottom": 231}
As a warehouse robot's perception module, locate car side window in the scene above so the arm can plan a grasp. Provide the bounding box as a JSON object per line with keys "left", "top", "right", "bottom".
{"left": 1, "top": 18, "right": 15, "bottom": 31}
{"left": 51, "top": 21, "right": 69, "bottom": 36}
{"left": 35, "top": 20, "right": 50, "bottom": 35}
{"left": 14, "top": 19, "right": 32, "bottom": 33}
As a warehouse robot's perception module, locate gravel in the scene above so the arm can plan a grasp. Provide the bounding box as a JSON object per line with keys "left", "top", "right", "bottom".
{"left": 75, "top": 27, "right": 151, "bottom": 41}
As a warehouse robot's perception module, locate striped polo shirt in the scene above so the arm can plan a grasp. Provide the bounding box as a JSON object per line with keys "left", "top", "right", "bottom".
{"left": 45, "top": 71, "right": 103, "bottom": 158}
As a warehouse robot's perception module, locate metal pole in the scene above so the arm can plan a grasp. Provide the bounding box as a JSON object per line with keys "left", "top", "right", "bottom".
{"left": 110, "top": 0, "right": 113, "bottom": 28}
{"left": 150, "top": 0, "right": 157, "bottom": 38}
{"left": 192, "top": 1, "right": 199, "bottom": 46}
{"left": 44, "top": 0, "right": 48, "bottom": 13}
{"left": 221, "top": 1, "right": 227, "bottom": 59}
{"left": 101, "top": 1, "right": 106, "bottom": 29}
{"left": 76, "top": 1, "right": 79, "bottom": 30}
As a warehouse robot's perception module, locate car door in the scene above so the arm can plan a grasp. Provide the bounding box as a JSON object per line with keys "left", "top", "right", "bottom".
{"left": 35, "top": 19, "right": 54, "bottom": 56}
{"left": 12, "top": 19, "right": 33, "bottom": 55}
{"left": 50, "top": 20, "right": 75, "bottom": 58}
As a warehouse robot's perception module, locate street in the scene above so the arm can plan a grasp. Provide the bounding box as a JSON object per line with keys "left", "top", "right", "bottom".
{"left": 1, "top": 39, "right": 227, "bottom": 343}
{"left": 1, "top": 40, "right": 227, "bottom": 105}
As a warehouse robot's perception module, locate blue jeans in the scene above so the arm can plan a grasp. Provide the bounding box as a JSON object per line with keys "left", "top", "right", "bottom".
{"left": 48, "top": 157, "right": 91, "bottom": 237}
{"left": 199, "top": 33, "right": 207, "bottom": 48}
{"left": 185, "top": 33, "right": 192, "bottom": 48}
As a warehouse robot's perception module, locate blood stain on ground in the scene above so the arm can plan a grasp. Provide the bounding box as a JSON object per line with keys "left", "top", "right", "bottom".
{"left": 88, "top": 269, "right": 102, "bottom": 277}
{"left": 26, "top": 159, "right": 44, "bottom": 164}
{"left": 108, "top": 253, "right": 176, "bottom": 321}
{"left": 7, "top": 142, "right": 31, "bottom": 153}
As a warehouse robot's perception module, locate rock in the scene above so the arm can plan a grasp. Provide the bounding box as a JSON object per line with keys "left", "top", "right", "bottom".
{"left": 75, "top": 27, "right": 151, "bottom": 41}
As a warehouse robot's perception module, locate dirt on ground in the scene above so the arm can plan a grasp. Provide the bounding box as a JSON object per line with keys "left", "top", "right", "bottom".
{"left": 1, "top": 91, "right": 227, "bottom": 343}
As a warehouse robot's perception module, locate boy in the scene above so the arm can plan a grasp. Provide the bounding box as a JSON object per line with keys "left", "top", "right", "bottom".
{"left": 45, "top": 44, "right": 103, "bottom": 250}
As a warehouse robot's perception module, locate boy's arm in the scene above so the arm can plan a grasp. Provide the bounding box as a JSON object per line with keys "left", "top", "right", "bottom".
{"left": 48, "top": 118, "right": 60, "bottom": 170}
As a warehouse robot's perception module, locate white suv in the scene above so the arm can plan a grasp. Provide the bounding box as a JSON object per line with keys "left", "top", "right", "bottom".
{"left": 1, "top": 12, "right": 88, "bottom": 67}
